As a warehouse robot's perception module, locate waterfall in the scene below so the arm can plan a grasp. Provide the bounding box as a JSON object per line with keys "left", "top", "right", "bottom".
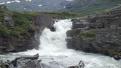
{"left": 0, "top": 19, "right": 121, "bottom": 68}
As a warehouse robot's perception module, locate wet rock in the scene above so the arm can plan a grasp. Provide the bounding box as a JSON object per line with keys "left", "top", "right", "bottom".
{"left": 0, "top": 54, "right": 42, "bottom": 68}
{"left": 11, "top": 54, "right": 39, "bottom": 65}
{"left": 114, "top": 55, "right": 121, "bottom": 60}
{"left": 68, "top": 61, "right": 85, "bottom": 68}
{"left": 0, "top": 54, "right": 67, "bottom": 68}
{"left": 49, "top": 26, "right": 56, "bottom": 32}
{"left": 0, "top": 60, "right": 9, "bottom": 68}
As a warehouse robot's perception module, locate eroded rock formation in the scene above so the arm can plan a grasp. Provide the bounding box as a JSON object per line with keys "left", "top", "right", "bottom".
{"left": 67, "top": 6, "right": 121, "bottom": 60}
{"left": 0, "top": 6, "right": 55, "bottom": 53}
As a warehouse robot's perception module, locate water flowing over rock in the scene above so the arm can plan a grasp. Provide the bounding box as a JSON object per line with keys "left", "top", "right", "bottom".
{"left": 0, "top": 19, "right": 121, "bottom": 68}
{"left": 0, "top": 13, "right": 55, "bottom": 53}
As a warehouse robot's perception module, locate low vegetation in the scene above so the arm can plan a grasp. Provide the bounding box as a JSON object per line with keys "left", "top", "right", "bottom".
{"left": 0, "top": 4, "right": 120, "bottom": 38}
{"left": 0, "top": 5, "right": 82, "bottom": 38}
{"left": 0, "top": 5, "right": 36, "bottom": 38}
{"left": 79, "top": 30, "right": 96, "bottom": 39}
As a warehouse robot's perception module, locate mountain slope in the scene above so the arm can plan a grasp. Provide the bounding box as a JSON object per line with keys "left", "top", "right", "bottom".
{"left": 0, "top": 0, "right": 121, "bottom": 13}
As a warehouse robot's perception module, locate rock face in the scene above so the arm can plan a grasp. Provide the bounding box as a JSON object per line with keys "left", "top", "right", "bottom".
{"left": 33, "top": 14, "right": 54, "bottom": 33}
{"left": 0, "top": 6, "right": 55, "bottom": 53}
{"left": 32, "top": 14, "right": 55, "bottom": 50}
{"left": 71, "top": 19, "right": 89, "bottom": 29}
{"left": 67, "top": 7, "right": 121, "bottom": 60}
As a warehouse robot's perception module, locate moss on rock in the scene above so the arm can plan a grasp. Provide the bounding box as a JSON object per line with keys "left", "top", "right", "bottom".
{"left": 79, "top": 30, "right": 96, "bottom": 39}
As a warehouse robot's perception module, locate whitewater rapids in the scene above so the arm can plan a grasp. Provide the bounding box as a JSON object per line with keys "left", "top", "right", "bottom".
{"left": 0, "top": 19, "right": 121, "bottom": 68}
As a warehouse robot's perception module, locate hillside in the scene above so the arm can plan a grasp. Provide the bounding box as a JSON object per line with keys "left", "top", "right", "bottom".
{"left": 0, "top": 0, "right": 120, "bottom": 13}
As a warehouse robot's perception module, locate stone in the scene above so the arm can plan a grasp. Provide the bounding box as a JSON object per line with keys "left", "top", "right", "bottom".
{"left": 67, "top": 7, "right": 121, "bottom": 60}
{"left": 4, "top": 15, "right": 14, "bottom": 27}
{"left": 114, "top": 55, "right": 121, "bottom": 60}
{"left": 0, "top": 14, "right": 55, "bottom": 53}
{"left": 71, "top": 19, "right": 89, "bottom": 29}
{"left": 68, "top": 61, "right": 85, "bottom": 68}
{"left": 0, "top": 54, "right": 42, "bottom": 68}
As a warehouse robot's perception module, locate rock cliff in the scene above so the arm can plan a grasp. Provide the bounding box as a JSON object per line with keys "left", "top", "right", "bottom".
{"left": 0, "top": 5, "right": 54, "bottom": 53}
{"left": 67, "top": 6, "right": 121, "bottom": 60}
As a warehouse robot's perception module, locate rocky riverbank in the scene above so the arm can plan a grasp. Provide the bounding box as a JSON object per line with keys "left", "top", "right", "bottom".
{"left": 0, "top": 54, "right": 85, "bottom": 68}
{"left": 0, "top": 5, "right": 82, "bottom": 54}
{"left": 67, "top": 6, "right": 121, "bottom": 60}
{"left": 0, "top": 54, "right": 41, "bottom": 68}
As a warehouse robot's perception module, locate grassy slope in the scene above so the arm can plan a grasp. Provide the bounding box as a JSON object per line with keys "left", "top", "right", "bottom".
{"left": 0, "top": 6, "right": 37, "bottom": 38}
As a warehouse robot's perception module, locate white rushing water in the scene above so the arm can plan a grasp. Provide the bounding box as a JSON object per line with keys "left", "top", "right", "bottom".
{"left": 1, "top": 19, "right": 121, "bottom": 68}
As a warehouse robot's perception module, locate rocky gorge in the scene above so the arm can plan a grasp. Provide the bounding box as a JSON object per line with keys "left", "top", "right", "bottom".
{"left": 67, "top": 6, "right": 121, "bottom": 60}
{"left": 0, "top": 3, "right": 121, "bottom": 68}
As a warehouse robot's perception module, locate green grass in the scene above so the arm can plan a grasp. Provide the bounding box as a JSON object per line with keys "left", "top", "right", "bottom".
{"left": 79, "top": 30, "right": 96, "bottom": 39}
{"left": 41, "top": 12, "right": 82, "bottom": 19}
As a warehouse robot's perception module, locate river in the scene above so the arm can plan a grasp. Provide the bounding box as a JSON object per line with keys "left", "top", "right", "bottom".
{"left": 0, "top": 19, "right": 121, "bottom": 68}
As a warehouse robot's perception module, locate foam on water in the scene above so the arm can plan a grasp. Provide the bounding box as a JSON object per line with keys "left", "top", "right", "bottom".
{"left": 0, "top": 19, "right": 121, "bottom": 68}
